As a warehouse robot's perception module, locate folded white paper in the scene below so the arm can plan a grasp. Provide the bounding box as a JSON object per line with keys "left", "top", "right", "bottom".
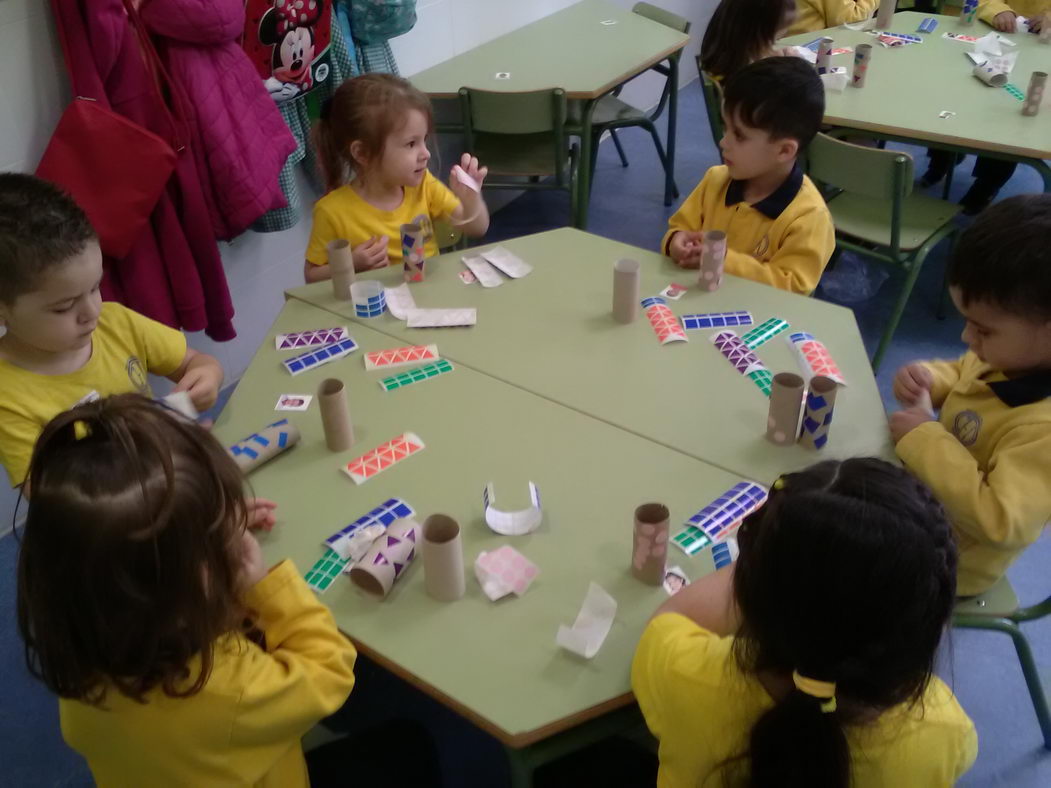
{"left": 480, "top": 246, "right": 533, "bottom": 278}
{"left": 462, "top": 254, "right": 504, "bottom": 288}
{"left": 161, "top": 391, "right": 198, "bottom": 420}
{"left": 556, "top": 582, "right": 617, "bottom": 659}
{"left": 384, "top": 283, "right": 418, "bottom": 321}
{"left": 406, "top": 308, "right": 477, "bottom": 328}
{"left": 483, "top": 481, "right": 542, "bottom": 535}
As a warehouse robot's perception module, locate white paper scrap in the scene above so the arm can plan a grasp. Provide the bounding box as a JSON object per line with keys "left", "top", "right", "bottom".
{"left": 462, "top": 254, "right": 504, "bottom": 288}
{"left": 820, "top": 70, "right": 849, "bottom": 92}
{"left": 474, "top": 546, "right": 540, "bottom": 601}
{"left": 384, "top": 283, "right": 418, "bottom": 321}
{"left": 452, "top": 164, "right": 481, "bottom": 192}
{"left": 480, "top": 246, "right": 533, "bottom": 278}
{"left": 843, "top": 18, "right": 876, "bottom": 31}
{"left": 161, "top": 391, "right": 198, "bottom": 420}
{"left": 483, "top": 481, "right": 542, "bottom": 536}
{"left": 406, "top": 308, "right": 477, "bottom": 328}
{"left": 556, "top": 582, "right": 617, "bottom": 659}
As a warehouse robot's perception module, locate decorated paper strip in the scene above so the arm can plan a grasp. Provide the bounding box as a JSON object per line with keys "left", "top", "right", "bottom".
{"left": 632, "top": 503, "right": 669, "bottom": 586}
{"left": 712, "top": 330, "right": 765, "bottom": 376}
{"left": 462, "top": 254, "right": 504, "bottom": 288}
{"left": 385, "top": 283, "right": 418, "bottom": 320}
{"left": 349, "top": 518, "right": 419, "bottom": 598}
{"left": 475, "top": 545, "right": 540, "bottom": 601}
{"left": 747, "top": 368, "right": 774, "bottom": 397}
{"left": 556, "top": 582, "right": 617, "bottom": 659}
{"left": 379, "top": 359, "right": 454, "bottom": 392}
{"left": 641, "top": 297, "right": 688, "bottom": 345}
{"left": 742, "top": 317, "right": 790, "bottom": 349}
{"left": 227, "top": 419, "right": 301, "bottom": 474}
{"left": 480, "top": 246, "right": 533, "bottom": 278}
{"left": 681, "top": 311, "right": 753, "bottom": 330}
{"left": 282, "top": 337, "right": 358, "bottom": 376}
{"left": 305, "top": 548, "right": 348, "bottom": 593}
{"left": 673, "top": 481, "right": 768, "bottom": 555}
{"left": 275, "top": 326, "right": 349, "bottom": 350}
{"left": 799, "top": 375, "right": 839, "bottom": 450}
{"left": 711, "top": 537, "right": 740, "bottom": 570}
{"left": 343, "top": 433, "right": 426, "bottom": 485}
{"left": 483, "top": 481, "right": 542, "bottom": 535}
{"left": 325, "top": 498, "right": 415, "bottom": 560}
{"left": 364, "top": 344, "right": 440, "bottom": 371}
{"left": 351, "top": 281, "right": 387, "bottom": 318}
{"left": 406, "top": 308, "right": 477, "bottom": 328}
{"left": 786, "top": 332, "right": 847, "bottom": 385}
{"left": 421, "top": 515, "right": 466, "bottom": 602}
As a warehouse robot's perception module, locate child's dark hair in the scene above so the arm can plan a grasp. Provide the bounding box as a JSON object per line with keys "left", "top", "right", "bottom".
{"left": 17, "top": 394, "right": 250, "bottom": 705}
{"left": 700, "top": 0, "right": 796, "bottom": 80}
{"left": 729, "top": 458, "right": 957, "bottom": 788}
{"left": 314, "top": 73, "right": 434, "bottom": 193}
{"left": 0, "top": 173, "right": 96, "bottom": 305}
{"left": 948, "top": 193, "right": 1051, "bottom": 322}
{"left": 722, "top": 57, "right": 824, "bottom": 148}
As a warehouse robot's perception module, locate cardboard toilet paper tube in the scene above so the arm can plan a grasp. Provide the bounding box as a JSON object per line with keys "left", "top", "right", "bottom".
{"left": 961, "top": 0, "right": 978, "bottom": 24}
{"left": 401, "top": 222, "right": 425, "bottom": 282}
{"left": 973, "top": 65, "right": 1007, "bottom": 87}
{"left": 698, "top": 230, "right": 726, "bottom": 291}
{"left": 816, "top": 37, "right": 834, "bottom": 74}
{"left": 421, "top": 514, "right": 465, "bottom": 602}
{"left": 227, "top": 420, "right": 301, "bottom": 474}
{"left": 328, "top": 239, "right": 355, "bottom": 301}
{"left": 798, "top": 375, "right": 838, "bottom": 450}
{"left": 318, "top": 378, "right": 354, "bottom": 452}
{"left": 612, "top": 259, "right": 641, "bottom": 324}
{"left": 349, "top": 518, "right": 418, "bottom": 598}
{"left": 852, "top": 44, "right": 872, "bottom": 88}
{"left": 1022, "top": 71, "right": 1047, "bottom": 117}
{"left": 875, "top": 0, "right": 896, "bottom": 30}
{"left": 766, "top": 372, "right": 806, "bottom": 446}
{"left": 632, "top": 503, "right": 669, "bottom": 585}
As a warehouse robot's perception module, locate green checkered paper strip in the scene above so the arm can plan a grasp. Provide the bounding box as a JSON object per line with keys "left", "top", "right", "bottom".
{"left": 742, "top": 318, "right": 789, "bottom": 350}
{"left": 379, "top": 359, "right": 454, "bottom": 391}
{"left": 748, "top": 368, "right": 773, "bottom": 397}
{"left": 1004, "top": 83, "right": 1025, "bottom": 100}
{"left": 305, "top": 548, "right": 349, "bottom": 593}
{"left": 672, "top": 525, "right": 712, "bottom": 555}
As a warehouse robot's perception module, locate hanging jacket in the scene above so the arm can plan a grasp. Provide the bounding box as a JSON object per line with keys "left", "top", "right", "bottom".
{"left": 140, "top": 0, "right": 296, "bottom": 241}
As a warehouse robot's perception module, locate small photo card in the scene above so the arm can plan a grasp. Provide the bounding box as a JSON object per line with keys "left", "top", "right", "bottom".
{"left": 275, "top": 394, "right": 313, "bottom": 411}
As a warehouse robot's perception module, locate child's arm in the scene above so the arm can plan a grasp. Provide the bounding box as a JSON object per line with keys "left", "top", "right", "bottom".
{"left": 893, "top": 358, "right": 962, "bottom": 409}
{"left": 896, "top": 423, "right": 1051, "bottom": 550}
{"left": 651, "top": 565, "right": 739, "bottom": 636}
{"left": 978, "top": 0, "right": 1018, "bottom": 30}
{"left": 661, "top": 177, "right": 708, "bottom": 259}
{"left": 168, "top": 349, "right": 224, "bottom": 413}
{"left": 448, "top": 154, "right": 490, "bottom": 237}
{"left": 723, "top": 205, "right": 835, "bottom": 294}
{"left": 821, "top": 0, "right": 880, "bottom": 27}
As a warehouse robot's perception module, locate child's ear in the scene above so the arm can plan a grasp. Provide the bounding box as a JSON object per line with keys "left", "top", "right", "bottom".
{"left": 349, "top": 140, "right": 369, "bottom": 169}
{"left": 778, "top": 138, "right": 799, "bottom": 162}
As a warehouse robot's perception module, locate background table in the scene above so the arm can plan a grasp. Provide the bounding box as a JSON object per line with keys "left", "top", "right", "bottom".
{"left": 214, "top": 297, "right": 745, "bottom": 780}
{"left": 781, "top": 13, "right": 1051, "bottom": 189}
{"left": 288, "top": 228, "right": 896, "bottom": 484}
{"left": 410, "top": 0, "right": 690, "bottom": 226}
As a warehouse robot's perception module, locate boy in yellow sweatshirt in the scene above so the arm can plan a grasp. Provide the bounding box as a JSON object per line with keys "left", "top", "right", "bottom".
{"left": 890, "top": 195, "right": 1051, "bottom": 596}
{"left": 662, "top": 57, "right": 835, "bottom": 295}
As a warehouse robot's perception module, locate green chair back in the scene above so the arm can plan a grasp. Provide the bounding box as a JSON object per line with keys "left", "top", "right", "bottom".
{"left": 807, "top": 132, "right": 914, "bottom": 201}
{"left": 632, "top": 1, "right": 689, "bottom": 35}
{"left": 458, "top": 87, "right": 567, "bottom": 136}
{"left": 697, "top": 59, "right": 725, "bottom": 148}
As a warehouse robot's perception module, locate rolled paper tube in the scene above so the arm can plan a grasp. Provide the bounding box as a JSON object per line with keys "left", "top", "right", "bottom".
{"left": 612, "top": 258, "right": 641, "bottom": 324}
{"left": 632, "top": 503, "right": 669, "bottom": 586}
{"left": 401, "top": 222, "right": 425, "bottom": 282}
{"left": 328, "top": 239, "right": 355, "bottom": 301}
{"left": 875, "top": 0, "right": 896, "bottom": 31}
{"left": 815, "top": 37, "right": 834, "bottom": 75}
{"left": 973, "top": 65, "right": 1008, "bottom": 87}
{"left": 1022, "top": 71, "right": 1047, "bottom": 117}
{"left": 961, "top": 0, "right": 977, "bottom": 24}
{"left": 227, "top": 420, "right": 301, "bottom": 474}
{"left": 798, "top": 376, "right": 838, "bottom": 450}
{"left": 698, "top": 230, "right": 726, "bottom": 291}
{"left": 350, "top": 280, "right": 386, "bottom": 318}
{"left": 421, "top": 514, "right": 465, "bottom": 602}
{"left": 852, "top": 44, "right": 872, "bottom": 88}
{"left": 349, "top": 517, "right": 418, "bottom": 598}
{"left": 766, "top": 372, "right": 806, "bottom": 446}
{"left": 318, "top": 378, "right": 354, "bottom": 452}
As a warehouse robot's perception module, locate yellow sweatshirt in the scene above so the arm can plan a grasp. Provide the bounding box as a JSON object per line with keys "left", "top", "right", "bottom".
{"left": 785, "top": 0, "right": 880, "bottom": 36}
{"left": 979, "top": 0, "right": 1050, "bottom": 24}
{"left": 896, "top": 353, "right": 1051, "bottom": 596}
{"left": 61, "top": 561, "right": 358, "bottom": 787}
{"left": 662, "top": 164, "right": 835, "bottom": 295}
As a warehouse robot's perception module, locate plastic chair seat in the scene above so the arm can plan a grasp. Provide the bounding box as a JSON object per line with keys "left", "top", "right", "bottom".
{"left": 568, "top": 96, "right": 649, "bottom": 128}
{"left": 827, "top": 192, "right": 962, "bottom": 251}
{"left": 955, "top": 575, "right": 1022, "bottom": 618}
{"left": 471, "top": 131, "right": 570, "bottom": 177}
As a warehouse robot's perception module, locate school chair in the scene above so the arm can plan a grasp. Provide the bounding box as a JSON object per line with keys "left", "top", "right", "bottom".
{"left": 458, "top": 87, "right": 580, "bottom": 228}
{"left": 568, "top": 2, "right": 690, "bottom": 206}
{"left": 695, "top": 58, "right": 725, "bottom": 151}
{"left": 953, "top": 577, "right": 1051, "bottom": 749}
{"left": 805, "top": 132, "right": 961, "bottom": 371}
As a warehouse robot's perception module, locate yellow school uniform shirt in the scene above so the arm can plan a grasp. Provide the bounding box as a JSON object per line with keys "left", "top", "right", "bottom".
{"left": 896, "top": 352, "right": 1051, "bottom": 596}
{"left": 979, "top": 0, "right": 1050, "bottom": 25}
{"left": 785, "top": 0, "right": 880, "bottom": 36}
{"left": 0, "top": 301, "right": 186, "bottom": 487}
{"left": 305, "top": 171, "right": 461, "bottom": 267}
{"left": 632, "top": 613, "right": 977, "bottom": 788}
{"left": 661, "top": 164, "right": 835, "bottom": 295}
{"left": 61, "top": 560, "right": 358, "bottom": 788}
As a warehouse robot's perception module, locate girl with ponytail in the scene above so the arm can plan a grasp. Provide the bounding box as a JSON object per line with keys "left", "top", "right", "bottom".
{"left": 632, "top": 458, "right": 977, "bottom": 787}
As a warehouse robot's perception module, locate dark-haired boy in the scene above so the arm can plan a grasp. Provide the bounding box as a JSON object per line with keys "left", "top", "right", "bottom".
{"left": 890, "top": 194, "right": 1051, "bottom": 596}
{"left": 0, "top": 173, "right": 224, "bottom": 488}
{"left": 662, "top": 56, "right": 834, "bottom": 295}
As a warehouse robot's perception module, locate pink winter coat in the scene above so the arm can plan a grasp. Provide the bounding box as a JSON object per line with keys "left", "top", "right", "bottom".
{"left": 141, "top": 0, "right": 297, "bottom": 241}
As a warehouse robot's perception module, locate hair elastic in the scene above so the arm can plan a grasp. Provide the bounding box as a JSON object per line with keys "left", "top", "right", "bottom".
{"left": 772, "top": 477, "right": 786, "bottom": 490}
{"left": 792, "top": 670, "right": 837, "bottom": 713}
{"left": 73, "top": 420, "right": 92, "bottom": 441}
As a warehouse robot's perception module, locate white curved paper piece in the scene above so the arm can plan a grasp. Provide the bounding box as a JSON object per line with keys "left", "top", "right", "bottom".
{"left": 483, "top": 481, "right": 542, "bottom": 535}
{"left": 556, "top": 582, "right": 617, "bottom": 659}
{"left": 384, "top": 283, "right": 418, "bottom": 321}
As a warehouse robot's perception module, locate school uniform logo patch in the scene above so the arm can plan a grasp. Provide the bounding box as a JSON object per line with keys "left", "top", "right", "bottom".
{"left": 952, "top": 410, "right": 982, "bottom": 447}
{"left": 753, "top": 235, "right": 770, "bottom": 259}
{"left": 126, "top": 356, "right": 149, "bottom": 395}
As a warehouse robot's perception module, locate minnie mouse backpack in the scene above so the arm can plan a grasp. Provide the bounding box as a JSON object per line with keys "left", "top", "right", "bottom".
{"left": 242, "top": 0, "right": 334, "bottom": 104}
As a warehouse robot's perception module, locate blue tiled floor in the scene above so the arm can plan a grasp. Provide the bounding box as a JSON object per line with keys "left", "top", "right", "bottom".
{"left": 1, "top": 83, "right": 1048, "bottom": 786}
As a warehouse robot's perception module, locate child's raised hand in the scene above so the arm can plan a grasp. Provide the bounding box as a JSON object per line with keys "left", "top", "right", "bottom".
{"left": 993, "top": 10, "right": 1018, "bottom": 32}
{"left": 246, "top": 497, "right": 278, "bottom": 532}
{"left": 172, "top": 352, "right": 223, "bottom": 413}
{"left": 451, "top": 153, "right": 487, "bottom": 199}
{"left": 238, "top": 530, "right": 269, "bottom": 589}
{"left": 893, "top": 362, "right": 933, "bottom": 407}
{"left": 352, "top": 236, "right": 389, "bottom": 272}
{"left": 669, "top": 231, "right": 703, "bottom": 268}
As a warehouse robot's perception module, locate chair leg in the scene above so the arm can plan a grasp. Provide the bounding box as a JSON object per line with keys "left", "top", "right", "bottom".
{"left": 644, "top": 123, "right": 680, "bottom": 201}
{"left": 935, "top": 231, "right": 958, "bottom": 320}
{"left": 610, "top": 129, "right": 629, "bottom": 167}
{"left": 872, "top": 254, "right": 927, "bottom": 372}
{"left": 1006, "top": 622, "right": 1051, "bottom": 750}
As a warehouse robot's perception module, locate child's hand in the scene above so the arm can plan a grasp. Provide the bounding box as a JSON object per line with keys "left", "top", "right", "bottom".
{"left": 669, "top": 231, "right": 703, "bottom": 268}
{"left": 352, "top": 236, "right": 389, "bottom": 272}
{"left": 450, "top": 153, "right": 488, "bottom": 200}
{"left": 892, "top": 362, "right": 933, "bottom": 407}
{"left": 1031, "top": 12, "right": 1048, "bottom": 32}
{"left": 173, "top": 353, "right": 223, "bottom": 412}
{"left": 246, "top": 497, "right": 278, "bottom": 532}
{"left": 993, "top": 10, "right": 1017, "bottom": 31}
{"left": 889, "top": 405, "right": 936, "bottom": 444}
{"left": 239, "top": 530, "right": 269, "bottom": 589}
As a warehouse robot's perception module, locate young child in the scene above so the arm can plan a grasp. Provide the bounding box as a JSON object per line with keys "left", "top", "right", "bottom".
{"left": 700, "top": 0, "right": 799, "bottom": 81}
{"left": 17, "top": 395, "right": 358, "bottom": 786}
{"left": 632, "top": 458, "right": 977, "bottom": 787}
{"left": 0, "top": 173, "right": 223, "bottom": 488}
{"left": 891, "top": 194, "right": 1051, "bottom": 596}
{"left": 783, "top": 0, "right": 879, "bottom": 35}
{"left": 304, "top": 73, "right": 490, "bottom": 282}
{"left": 663, "top": 57, "right": 835, "bottom": 294}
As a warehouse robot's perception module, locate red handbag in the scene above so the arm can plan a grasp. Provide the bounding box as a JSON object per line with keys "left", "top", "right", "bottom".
{"left": 36, "top": 0, "right": 179, "bottom": 259}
